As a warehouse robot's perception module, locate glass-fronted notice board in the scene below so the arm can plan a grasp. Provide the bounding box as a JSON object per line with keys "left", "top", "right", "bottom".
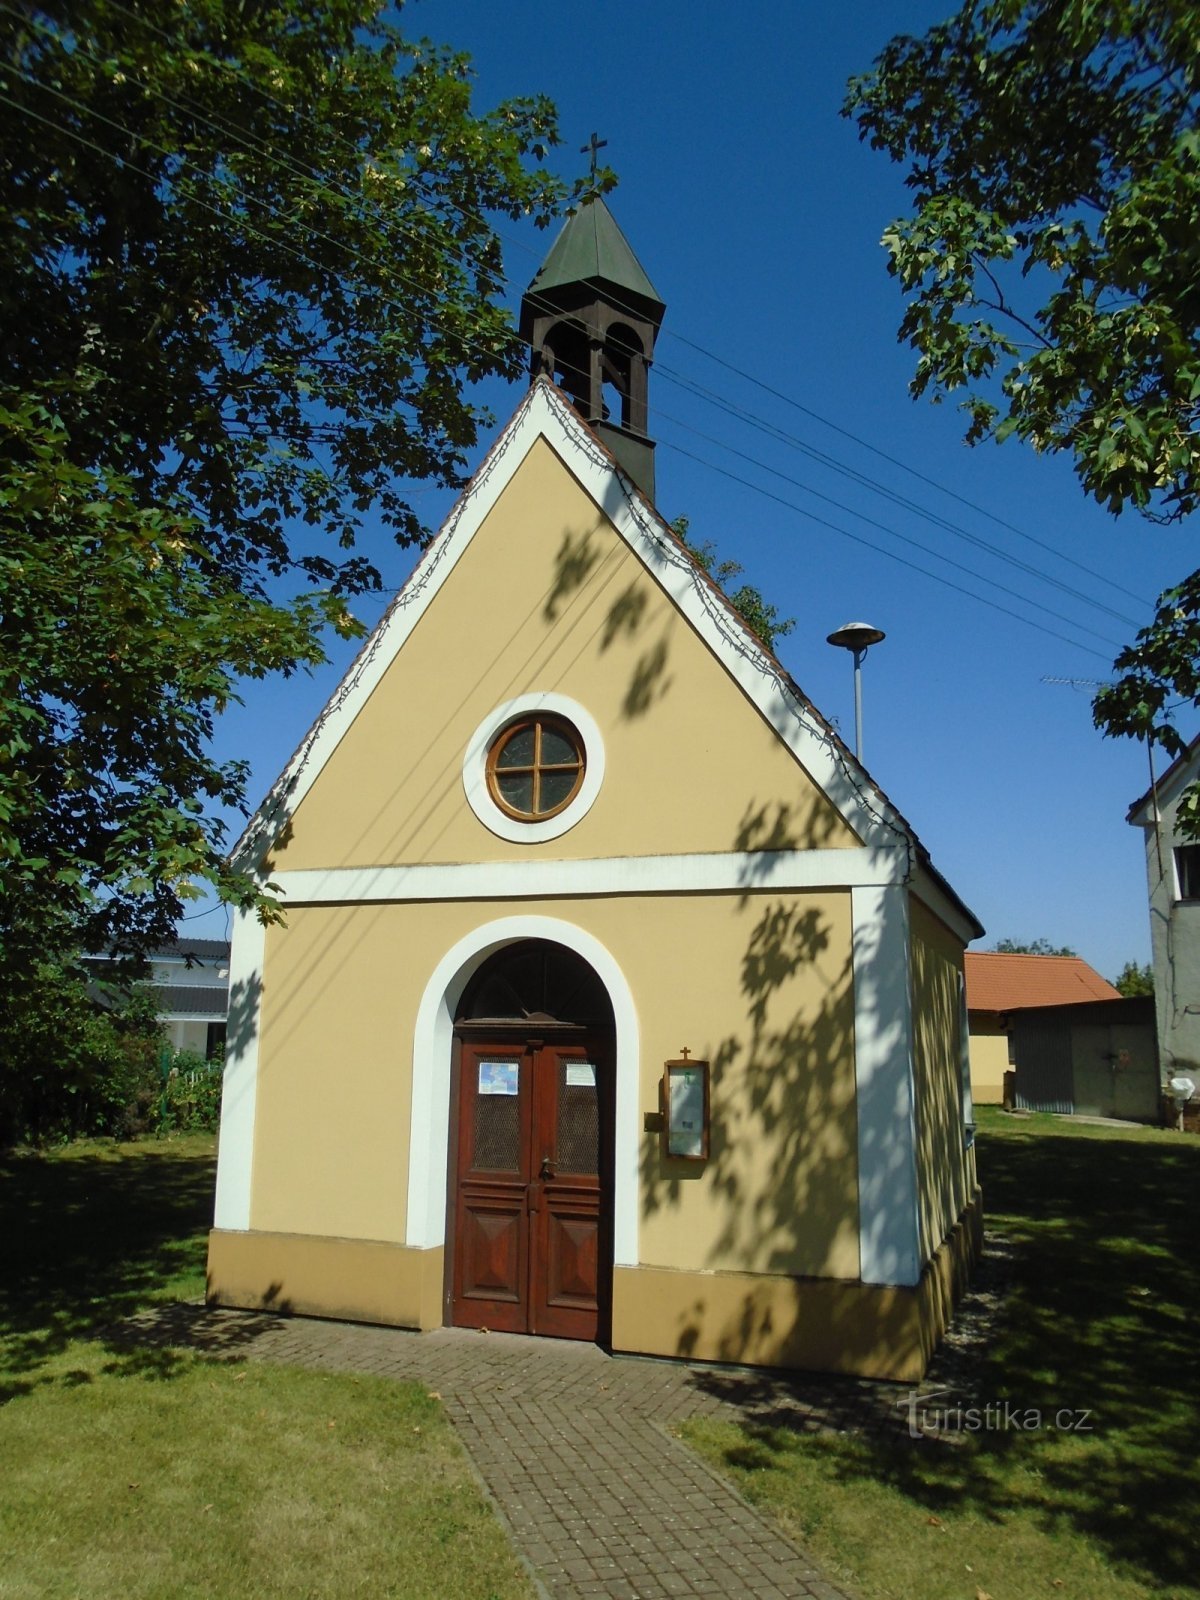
{"left": 663, "top": 1059, "right": 709, "bottom": 1160}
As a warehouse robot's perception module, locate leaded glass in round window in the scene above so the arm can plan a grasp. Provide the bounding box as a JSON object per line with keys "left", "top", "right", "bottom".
{"left": 485, "top": 714, "right": 585, "bottom": 821}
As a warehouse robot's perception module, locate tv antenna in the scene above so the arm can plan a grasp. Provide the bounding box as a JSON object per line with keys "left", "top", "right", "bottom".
{"left": 1041, "top": 676, "right": 1110, "bottom": 692}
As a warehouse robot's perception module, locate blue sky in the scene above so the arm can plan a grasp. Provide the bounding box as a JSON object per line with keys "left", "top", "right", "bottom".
{"left": 197, "top": 0, "right": 1190, "bottom": 981}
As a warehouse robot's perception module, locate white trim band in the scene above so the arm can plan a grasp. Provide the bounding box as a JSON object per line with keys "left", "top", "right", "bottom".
{"left": 212, "top": 908, "right": 266, "bottom": 1232}
{"left": 270, "top": 847, "right": 906, "bottom": 905}
{"left": 852, "top": 884, "right": 922, "bottom": 1287}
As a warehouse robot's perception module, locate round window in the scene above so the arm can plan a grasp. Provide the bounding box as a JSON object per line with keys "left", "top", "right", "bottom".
{"left": 486, "top": 714, "right": 586, "bottom": 821}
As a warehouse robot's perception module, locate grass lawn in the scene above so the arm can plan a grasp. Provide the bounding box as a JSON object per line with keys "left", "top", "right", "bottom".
{"left": 682, "top": 1108, "right": 1200, "bottom": 1600}
{"left": 0, "top": 1136, "right": 532, "bottom": 1600}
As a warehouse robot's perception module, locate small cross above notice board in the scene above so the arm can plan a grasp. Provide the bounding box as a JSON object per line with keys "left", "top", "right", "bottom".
{"left": 663, "top": 1056, "right": 709, "bottom": 1161}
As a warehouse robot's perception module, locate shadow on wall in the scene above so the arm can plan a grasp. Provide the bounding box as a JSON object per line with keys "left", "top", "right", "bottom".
{"left": 223, "top": 966, "right": 262, "bottom": 1093}
{"left": 734, "top": 795, "right": 848, "bottom": 867}
{"left": 910, "top": 921, "right": 969, "bottom": 1260}
{"left": 638, "top": 809, "right": 863, "bottom": 1365}
{"left": 546, "top": 523, "right": 674, "bottom": 720}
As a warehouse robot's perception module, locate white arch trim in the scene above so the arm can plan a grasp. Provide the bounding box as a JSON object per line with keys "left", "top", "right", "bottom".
{"left": 405, "top": 915, "right": 641, "bottom": 1267}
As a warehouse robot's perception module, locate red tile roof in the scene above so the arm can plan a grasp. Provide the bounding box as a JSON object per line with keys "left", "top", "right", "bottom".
{"left": 964, "top": 952, "right": 1121, "bottom": 1012}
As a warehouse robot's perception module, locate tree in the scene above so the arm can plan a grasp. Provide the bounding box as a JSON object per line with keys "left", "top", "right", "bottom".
{"left": 0, "top": 952, "right": 163, "bottom": 1147}
{"left": 990, "top": 937, "right": 1078, "bottom": 956}
{"left": 844, "top": 2, "right": 1200, "bottom": 798}
{"left": 1113, "top": 959, "right": 1155, "bottom": 996}
{"left": 1, "top": 3, "right": 597, "bottom": 988}
{"left": 669, "top": 517, "right": 796, "bottom": 654}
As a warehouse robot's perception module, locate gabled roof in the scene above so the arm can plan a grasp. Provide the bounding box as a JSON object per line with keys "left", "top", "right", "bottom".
{"left": 1127, "top": 732, "right": 1200, "bottom": 825}
{"left": 964, "top": 951, "right": 1120, "bottom": 1012}
{"left": 233, "top": 379, "right": 981, "bottom": 940}
{"left": 526, "top": 196, "right": 664, "bottom": 312}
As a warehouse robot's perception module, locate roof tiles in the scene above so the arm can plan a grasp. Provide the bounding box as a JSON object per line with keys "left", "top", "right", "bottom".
{"left": 964, "top": 952, "right": 1121, "bottom": 1012}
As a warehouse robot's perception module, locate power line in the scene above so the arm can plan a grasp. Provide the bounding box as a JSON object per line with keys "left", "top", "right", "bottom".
{"left": 648, "top": 360, "right": 1142, "bottom": 629}
{"left": 41, "top": 0, "right": 1153, "bottom": 620}
{"left": 666, "top": 331, "right": 1156, "bottom": 609}
{"left": 662, "top": 438, "right": 1115, "bottom": 662}
{"left": 1, "top": 74, "right": 1133, "bottom": 658}
{"left": 652, "top": 406, "right": 1124, "bottom": 648}
{"left": 79, "top": 11, "right": 501, "bottom": 289}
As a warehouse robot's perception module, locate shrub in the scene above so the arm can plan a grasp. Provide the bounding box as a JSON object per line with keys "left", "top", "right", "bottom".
{"left": 0, "top": 960, "right": 223, "bottom": 1146}
{"left": 155, "top": 1049, "right": 223, "bottom": 1135}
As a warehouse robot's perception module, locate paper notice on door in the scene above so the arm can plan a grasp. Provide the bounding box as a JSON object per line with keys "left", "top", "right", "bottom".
{"left": 565, "top": 1062, "right": 596, "bottom": 1088}
{"left": 478, "top": 1061, "right": 519, "bottom": 1096}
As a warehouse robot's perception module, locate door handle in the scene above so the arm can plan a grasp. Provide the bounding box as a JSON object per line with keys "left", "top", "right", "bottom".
{"left": 539, "top": 1154, "right": 555, "bottom": 1180}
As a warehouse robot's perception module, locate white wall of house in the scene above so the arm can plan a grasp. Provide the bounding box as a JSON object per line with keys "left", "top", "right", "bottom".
{"left": 164, "top": 1018, "right": 217, "bottom": 1055}
{"left": 151, "top": 959, "right": 229, "bottom": 990}
{"left": 1135, "top": 771, "right": 1200, "bottom": 1082}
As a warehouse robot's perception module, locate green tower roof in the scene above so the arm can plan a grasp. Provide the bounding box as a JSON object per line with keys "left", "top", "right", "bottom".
{"left": 526, "top": 196, "right": 663, "bottom": 312}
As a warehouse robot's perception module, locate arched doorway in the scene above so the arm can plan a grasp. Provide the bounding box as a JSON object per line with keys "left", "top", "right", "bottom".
{"left": 447, "top": 940, "right": 615, "bottom": 1341}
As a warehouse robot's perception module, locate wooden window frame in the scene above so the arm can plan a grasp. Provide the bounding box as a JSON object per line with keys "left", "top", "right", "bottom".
{"left": 486, "top": 714, "right": 586, "bottom": 823}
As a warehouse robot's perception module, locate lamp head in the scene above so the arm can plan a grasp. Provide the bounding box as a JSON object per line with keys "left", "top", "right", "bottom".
{"left": 826, "top": 621, "right": 886, "bottom": 653}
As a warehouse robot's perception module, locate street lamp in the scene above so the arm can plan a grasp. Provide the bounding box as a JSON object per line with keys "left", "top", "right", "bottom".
{"left": 826, "top": 620, "right": 886, "bottom": 763}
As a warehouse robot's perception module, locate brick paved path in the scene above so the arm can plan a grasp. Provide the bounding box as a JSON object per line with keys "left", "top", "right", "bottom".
{"left": 127, "top": 1304, "right": 922, "bottom": 1599}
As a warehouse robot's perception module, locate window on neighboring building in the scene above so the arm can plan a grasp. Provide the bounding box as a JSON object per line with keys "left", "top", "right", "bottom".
{"left": 486, "top": 714, "right": 585, "bottom": 822}
{"left": 1176, "top": 844, "right": 1200, "bottom": 901}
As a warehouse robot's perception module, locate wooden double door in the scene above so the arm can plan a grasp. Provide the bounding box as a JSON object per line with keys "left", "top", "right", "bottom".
{"left": 450, "top": 1031, "right": 613, "bottom": 1341}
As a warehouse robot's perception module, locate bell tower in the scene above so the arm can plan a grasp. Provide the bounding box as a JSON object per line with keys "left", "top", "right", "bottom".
{"left": 519, "top": 194, "right": 666, "bottom": 502}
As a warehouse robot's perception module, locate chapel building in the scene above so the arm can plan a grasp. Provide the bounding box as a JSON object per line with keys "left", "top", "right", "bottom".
{"left": 207, "top": 197, "right": 983, "bottom": 1381}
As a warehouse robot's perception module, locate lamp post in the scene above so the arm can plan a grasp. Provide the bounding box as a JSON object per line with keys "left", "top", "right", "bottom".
{"left": 826, "top": 621, "right": 886, "bottom": 763}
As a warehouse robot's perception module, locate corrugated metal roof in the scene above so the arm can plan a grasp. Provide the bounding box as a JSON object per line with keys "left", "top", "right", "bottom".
{"left": 155, "top": 984, "right": 229, "bottom": 1018}
{"left": 965, "top": 952, "right": 1121, "bottom": 1012}
{"left": 160, "top": 938, "right": 230, "bottom": 962}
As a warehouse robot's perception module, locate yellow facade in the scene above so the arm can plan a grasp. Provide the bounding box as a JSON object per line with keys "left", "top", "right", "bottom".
{"left": 268, "top": 438, "right": 857, "bottom": 874}
{"left": 968, "top": 1019, "right": 1010, "bottom": 1104}
{"left": 248, "top": 891, "right": 860, "bottom": 1279}
{"left": 207, "top": 1230, "right": 444, "bottom": 1329}
{"left": 909, "top": 897, "right": 976, "bottom": 1262}
{"left": 209, "top": 392, "right": 981, "bottom": 1380}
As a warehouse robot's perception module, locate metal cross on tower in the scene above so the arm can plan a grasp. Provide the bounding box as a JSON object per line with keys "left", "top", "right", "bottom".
{"left": 580, "top": 131, "right": 608, "bottom": 178}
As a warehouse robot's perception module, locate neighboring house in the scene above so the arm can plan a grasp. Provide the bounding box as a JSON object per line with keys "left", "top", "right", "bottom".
{"left": 87, "top": 936, "right": 230, "bottom": 1058}
{"left": 1128, "top": 735, "right": 1200, "bottom": 1093}
{"left": 207, "top": 198, "right": 984, "bottom": 1383}
{"left": 150, "top": 938, "right": 230, "bottom": 1057}
{"left": 964, "top": 951, "right": 1123, "bottom": 1104}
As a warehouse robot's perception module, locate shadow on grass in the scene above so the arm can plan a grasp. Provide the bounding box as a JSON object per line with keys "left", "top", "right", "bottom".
{"left": 702, "top": 1123, "right": 1200, "bottom": 1595}
{"left": 0, "top": 1140, "right": 286, "bottom": 1392}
